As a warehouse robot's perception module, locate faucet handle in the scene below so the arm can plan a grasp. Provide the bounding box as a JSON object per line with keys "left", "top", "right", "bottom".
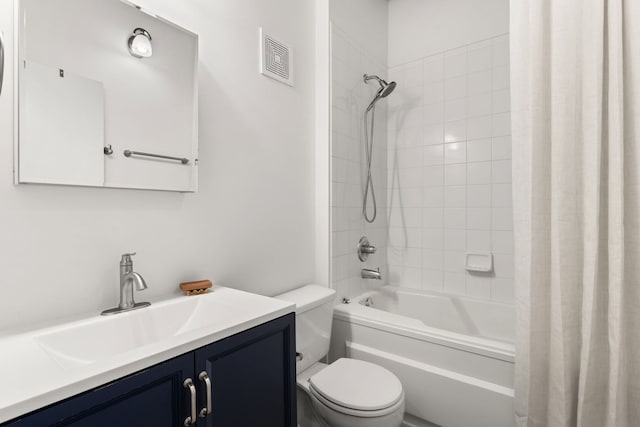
{"left": 120, "top": 252, "right": 137, "bottom": 265}
{"left": 357, "top": 236, "right": 377, "bottom": 262}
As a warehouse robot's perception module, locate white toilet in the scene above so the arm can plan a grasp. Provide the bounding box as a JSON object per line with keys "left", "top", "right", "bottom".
{"left": 277, "top": 285, "right": 405, "bottom": 427}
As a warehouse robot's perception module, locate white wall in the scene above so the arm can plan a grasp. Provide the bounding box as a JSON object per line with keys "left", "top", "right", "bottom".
{"left": 388, "top": 0, "right": 509, "bottom": 67}
{"left": 0, "top": 0, "right": 316, "bottom": 331}
{"left": 331, "top": 0, "right": 388, "bottom": 66}
{"left": 315, "top": 0, "right": 331, "bottom": 289}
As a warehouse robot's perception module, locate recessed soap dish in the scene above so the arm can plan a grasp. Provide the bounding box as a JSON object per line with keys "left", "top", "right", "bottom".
{"left": 465, "top": 253, "right": 493, "bottom": 273}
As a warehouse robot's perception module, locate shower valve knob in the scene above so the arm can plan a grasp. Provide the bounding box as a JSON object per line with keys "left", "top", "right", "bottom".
{"left": 357, "top": 236, "right": 376, "bottom": 262}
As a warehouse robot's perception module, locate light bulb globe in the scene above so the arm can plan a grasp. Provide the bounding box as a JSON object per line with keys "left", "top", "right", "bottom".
{"left": 127, "top": 28, "right": 153, "bottom": 59}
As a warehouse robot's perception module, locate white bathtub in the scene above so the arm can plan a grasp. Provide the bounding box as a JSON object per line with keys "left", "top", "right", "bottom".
{"left": 330, "top": 286, "right": 515, "bottom": 427}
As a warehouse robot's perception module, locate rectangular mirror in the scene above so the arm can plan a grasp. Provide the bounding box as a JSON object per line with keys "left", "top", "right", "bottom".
{"left": 15, "top": 0, "right": 199, "bottom": 192}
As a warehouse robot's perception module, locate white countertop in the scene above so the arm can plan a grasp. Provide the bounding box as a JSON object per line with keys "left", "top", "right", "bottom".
{"left": 0, "top": 286, "right": 294, "bottom": 424}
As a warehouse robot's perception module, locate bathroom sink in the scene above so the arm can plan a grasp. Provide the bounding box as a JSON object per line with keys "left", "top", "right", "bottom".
{"left": 35, "top": 296, "right": 197, "bottom": 368}
{"left": 33, "top": 288, "right": 275, "bottom": 369}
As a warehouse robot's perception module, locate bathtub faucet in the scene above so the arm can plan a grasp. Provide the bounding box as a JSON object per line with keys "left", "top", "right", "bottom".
{"left": 361, "top": 268, "right": 382, "bottom": 280}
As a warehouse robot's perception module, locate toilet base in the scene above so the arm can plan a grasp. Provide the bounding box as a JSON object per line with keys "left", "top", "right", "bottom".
{"left": 297, "top": 387, "right": 330, "bottom": 427}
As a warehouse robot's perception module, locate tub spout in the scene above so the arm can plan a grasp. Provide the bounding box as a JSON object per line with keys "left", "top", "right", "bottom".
{"left": 361, "top": 268, "right": 382, "bottom": 280}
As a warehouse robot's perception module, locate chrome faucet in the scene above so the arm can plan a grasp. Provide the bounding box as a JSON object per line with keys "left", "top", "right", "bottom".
{"left": 361, "top": 267, "right": 382, "bottom": 280}
{"left": 101, "top": 253, "right": 151, "bottom": 316}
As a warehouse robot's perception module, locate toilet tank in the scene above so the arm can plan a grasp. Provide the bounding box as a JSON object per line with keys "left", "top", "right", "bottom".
{"left": 276, "top": 285, "right": 336, "bottom": 373}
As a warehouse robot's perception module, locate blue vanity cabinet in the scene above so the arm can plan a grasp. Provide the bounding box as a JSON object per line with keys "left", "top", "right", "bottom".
{"left": 1, "top": 314, "right": 296, "bottom": 427}
{"left": 194, "top": 313, "right": 297, "bottom": 427}
{"left": 3, "top": 353, "right": 194, "bottom": 426}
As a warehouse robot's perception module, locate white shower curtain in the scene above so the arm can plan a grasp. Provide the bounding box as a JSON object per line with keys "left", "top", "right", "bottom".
{"left": 511, "top": 1, "right": 640, "bottom": 426}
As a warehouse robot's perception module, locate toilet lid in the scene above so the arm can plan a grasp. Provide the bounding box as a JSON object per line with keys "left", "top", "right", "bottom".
{"left": 308, "top": 358, "right": 403, "bottom": 411}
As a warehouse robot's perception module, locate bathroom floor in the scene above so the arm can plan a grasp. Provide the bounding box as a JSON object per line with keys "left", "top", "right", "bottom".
{"left": 402, "top": 413, "right": 439, "bottom": 427}
{"left": 297, "top": 389, "right": 327, "bottom": 427}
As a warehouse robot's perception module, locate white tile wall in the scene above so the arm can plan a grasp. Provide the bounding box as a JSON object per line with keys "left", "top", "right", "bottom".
{"left": 330, "top": 25, "right": 388, "bottom": 302}
{"left": 386, "top": 34, "right": 514, "bottom": 302}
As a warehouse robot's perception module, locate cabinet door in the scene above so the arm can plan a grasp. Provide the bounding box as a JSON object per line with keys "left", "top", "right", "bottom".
{"left": 194, "top": 314, "right": 296, "bottom": 427}
{"left": 3, "top": 353, "right": 194, "bottom": 427}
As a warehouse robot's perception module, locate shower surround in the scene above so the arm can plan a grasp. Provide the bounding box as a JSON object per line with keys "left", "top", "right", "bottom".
{"left": 329, "top": 0, "right": 513, "bottom": 305}
{"left": 386, "top": 35, "right": 514, "bottom": 302}
{"left": 330, "top": 21, "right": 390, "bottom": 303}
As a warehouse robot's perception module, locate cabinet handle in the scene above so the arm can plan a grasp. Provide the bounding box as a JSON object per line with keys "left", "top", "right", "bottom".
{"left": 183, "top": 378, "right": 197, "bottom": 426}
{"left": 198, "top": 371, "right": 212, "bottom": 417}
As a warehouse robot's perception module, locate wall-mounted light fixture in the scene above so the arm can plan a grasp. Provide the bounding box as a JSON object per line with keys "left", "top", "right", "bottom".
{"left": 127, "top": 28, "right": 152, "bottom": 58}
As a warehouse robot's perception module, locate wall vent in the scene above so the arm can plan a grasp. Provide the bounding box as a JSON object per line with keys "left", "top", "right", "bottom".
{"left": 259, "top": 28, "right": 294, "bottom": 87}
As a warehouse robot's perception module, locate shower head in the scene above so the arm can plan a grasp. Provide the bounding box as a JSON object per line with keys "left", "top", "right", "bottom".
{"left": 364, "top": 74, "right": 397, "bottom": 111}
{"left": 379, "top": 80, "right": 397, "bottom": 97}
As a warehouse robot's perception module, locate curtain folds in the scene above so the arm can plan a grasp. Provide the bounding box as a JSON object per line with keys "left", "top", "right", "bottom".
{"left": 511, "top": 1, "right": 640, "bottom": 426}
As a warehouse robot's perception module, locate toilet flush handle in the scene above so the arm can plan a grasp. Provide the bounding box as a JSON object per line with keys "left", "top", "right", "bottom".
{"left": 296, "top": 352, "right": 304, "bottom": 362}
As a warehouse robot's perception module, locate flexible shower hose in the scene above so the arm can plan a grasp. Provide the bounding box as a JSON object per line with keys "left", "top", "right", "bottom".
{"left": 363, "top": 104, "right": 377, "bottom": 223}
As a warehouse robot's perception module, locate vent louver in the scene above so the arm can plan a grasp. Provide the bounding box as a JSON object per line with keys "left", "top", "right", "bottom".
{"left": 260, "top": 28, "right": 294, "bottom": 87}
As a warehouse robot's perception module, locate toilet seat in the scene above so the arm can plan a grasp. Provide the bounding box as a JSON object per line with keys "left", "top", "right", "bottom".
{"left": 308, "top": 358, "right": 403, "bottom": 416}
{"left": 309, "top": 384, "right": 405, "bottom": 418}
